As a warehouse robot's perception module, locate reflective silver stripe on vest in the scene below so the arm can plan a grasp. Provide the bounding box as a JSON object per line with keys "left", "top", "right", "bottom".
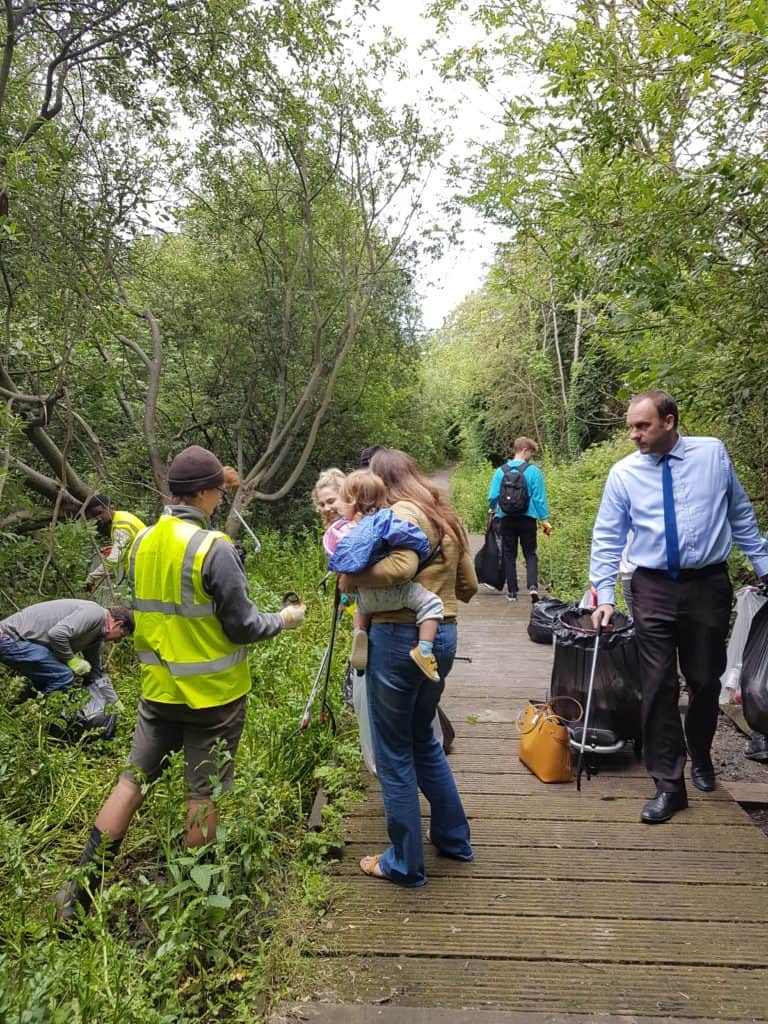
{"left": 181, "top": 528, "right": 211, "bottom": 609}
{"left": 130, "top": 520, "right": 216, "bottom": 616}
{"left": 136, "top": 647, "right": 247, "bottom": 676}
{"left": 128, "top": 526, "right": 151, "bottom": 595}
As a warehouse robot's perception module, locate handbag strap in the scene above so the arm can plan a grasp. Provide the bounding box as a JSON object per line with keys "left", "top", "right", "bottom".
{"left": 547, "top": 695, "right": 583, "bottom": 724}
{"left": 515, "top": 698, "right": 583, "bottom": 735}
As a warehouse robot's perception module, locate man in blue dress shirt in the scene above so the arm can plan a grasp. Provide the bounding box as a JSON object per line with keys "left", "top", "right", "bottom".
{"left": 487, "top": 437, "right": 551, "bottom": 601}
{"left": 590, "top": 390, "right": 768, "bottom": 823}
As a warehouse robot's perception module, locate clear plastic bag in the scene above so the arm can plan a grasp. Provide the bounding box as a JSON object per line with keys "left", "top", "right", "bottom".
{"left": 741, "top": 598, "right": 768, "bottom": 735}
{"left": 351, "top": 672, "right": 446, "bottom": 775}
{"left": 719, "top": 587, "right": 768, "bottom": 703}
{"left": 351, "top": 671, "right": 377, "bottom": 775}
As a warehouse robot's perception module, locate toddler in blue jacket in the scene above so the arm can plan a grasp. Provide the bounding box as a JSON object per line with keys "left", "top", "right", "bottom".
{"left": 323, "top": 469, "right": 444, "bottom": 681}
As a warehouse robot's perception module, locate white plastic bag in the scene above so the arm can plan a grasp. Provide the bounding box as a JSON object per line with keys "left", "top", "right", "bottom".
{"left": 352, "top": 671, "right": 444, "bottom": 775}
{"left": 720, "top": 587, "right": 768, "bottom": 704}
{"left": 79, "top": 675, "right": 121, "bottom": 721}
{"left": 352, "top": 671, "right": 377, "bottom": 775}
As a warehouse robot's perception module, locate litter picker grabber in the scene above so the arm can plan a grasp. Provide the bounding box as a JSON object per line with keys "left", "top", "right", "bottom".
{"left": 297, "top": 585, "right": 342, "bottom": 734}
{"left": 545, "top": 532, "right": 554, "bottom": 592}
{"left": 576, "top": 611, "right": 604, "bottom": 791}
{"left": 230, "top": 506, "right": 262, "bottom": 554}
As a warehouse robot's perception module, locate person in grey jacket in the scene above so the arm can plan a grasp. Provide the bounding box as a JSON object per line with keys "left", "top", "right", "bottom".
{"left": 56, "top": 445, "right": 305, "bottom": 923}
{"left": 0, "top": 599, "right": 134, "bottom": 696}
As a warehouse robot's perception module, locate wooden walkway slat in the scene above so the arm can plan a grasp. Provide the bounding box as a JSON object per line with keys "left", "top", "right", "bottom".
{"left": 321, "top": 912, "right": 767, "bottom": 966}
{"left": 287, "top": 534, "right": 768, "bottom": 1021}
{"left": 310, "top": 957, "right": 768, "bottom": 1019}
{"left": 334, "top": 841, "right": 768, "bottom": 885}
{"left": 334, "top": 875, "right": 768, "bottom": 921}
{"left": 343, "top": 818, "right": 768, "bottom": 852}
{"left": 346, "top": 790, "right": 755, "bottom": 824}
{"left": 433, "top": 772, "right": 733, "bottom": 797}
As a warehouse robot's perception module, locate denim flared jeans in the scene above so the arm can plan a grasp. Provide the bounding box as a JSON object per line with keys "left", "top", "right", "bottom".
{"left": 366, "top": 620, "right": 473, "bottom": 887}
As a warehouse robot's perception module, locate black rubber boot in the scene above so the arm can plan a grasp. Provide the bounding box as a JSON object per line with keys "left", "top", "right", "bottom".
{"left": 55, "top": 826, "right": 123, "bottom": 925}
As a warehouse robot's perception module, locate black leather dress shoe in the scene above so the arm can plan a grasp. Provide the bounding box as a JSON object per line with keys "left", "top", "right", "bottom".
{"left": 641, "top": 788, "right": 688, "bottom": 824}
{"left": 690, "top": 757, "right": 716, "bottom": 792}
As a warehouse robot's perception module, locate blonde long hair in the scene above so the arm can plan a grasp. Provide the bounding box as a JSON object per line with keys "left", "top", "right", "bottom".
{"left": 369, "top": 449, "right": 467, "bottom": 553}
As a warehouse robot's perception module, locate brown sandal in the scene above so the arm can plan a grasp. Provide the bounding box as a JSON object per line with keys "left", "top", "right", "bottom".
{"left": 359, "top": 854, "right": 386, "bottom": 878}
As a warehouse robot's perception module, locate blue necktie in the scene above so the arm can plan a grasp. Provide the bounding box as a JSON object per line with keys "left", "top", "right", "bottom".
{"left": 661, "top": 454, "right": 680, "bottom": 580}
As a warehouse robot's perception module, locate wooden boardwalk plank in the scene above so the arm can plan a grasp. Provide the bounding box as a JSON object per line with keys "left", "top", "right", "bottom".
{"left": 289, "top": 537, "right": 768, "bottom": 1021}
{"left": 321, "top": 912, "right": 767, "bottom": 966}
{"left": 345, "top": 791, "right": 755, "bottom": 825}
{"left": 343, "top": 818, "right": 768, "bottom": 853}
{"left": 333, "top": 876, "right": 768, "bottom": 922}
{"left": 334, "top": 842, "right": 768, "bottom": 885}
{"left": 311, "top": 957, "right": 768, "bottom": 1020}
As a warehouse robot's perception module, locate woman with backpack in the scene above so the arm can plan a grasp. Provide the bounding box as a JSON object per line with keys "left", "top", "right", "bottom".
{"left": 338, "top": 448, "right": 477, "bottom": 887}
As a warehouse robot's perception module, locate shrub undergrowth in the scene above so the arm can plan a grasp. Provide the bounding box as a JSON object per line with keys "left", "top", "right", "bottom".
{"left": 0, "top": 529, "right": 363, "bottom": 1022}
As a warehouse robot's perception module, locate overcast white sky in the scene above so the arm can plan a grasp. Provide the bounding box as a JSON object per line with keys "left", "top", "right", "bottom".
{"left": 343, "top": 0, "right": 509, "bottom": 330}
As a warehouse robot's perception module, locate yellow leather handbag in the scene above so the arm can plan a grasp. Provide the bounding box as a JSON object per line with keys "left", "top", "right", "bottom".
{"left": 516, "top": 698, "right": 582, "bottom": 783}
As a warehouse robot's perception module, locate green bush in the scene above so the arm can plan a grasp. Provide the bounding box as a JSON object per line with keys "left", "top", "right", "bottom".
{"left": 451, "top": 459, "right": 494, "bottom": 532}
{"left": 542, "top": 438, "right": 634, "bottom": 601}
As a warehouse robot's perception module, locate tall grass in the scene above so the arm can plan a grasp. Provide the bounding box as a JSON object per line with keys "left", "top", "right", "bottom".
{"left": 0, "top": 529, "right": 363, "bottom": 1022}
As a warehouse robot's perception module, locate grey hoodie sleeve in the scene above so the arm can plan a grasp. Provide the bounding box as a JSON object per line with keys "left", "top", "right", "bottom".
{"left": 202, "top": 539, "right": 283, "bottom": 645}
{"left": 48, "top": 607, "right": 107, "bottom": 663}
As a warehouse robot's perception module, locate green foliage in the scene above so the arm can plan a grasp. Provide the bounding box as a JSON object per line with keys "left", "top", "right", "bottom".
{"left": 451, "top": 458, "right": 494, "bottom": 532}
{"left": 542, "top": 438, "right": 634, "bottom": 600}
{"left": 429, "top": 0, "right": 768, "bottom": 505}
{"left": 0, "top": 534, "right": 365, "bottom": 1021}
{"left": 1, "top": 0, "right": 448, "bottom": 538}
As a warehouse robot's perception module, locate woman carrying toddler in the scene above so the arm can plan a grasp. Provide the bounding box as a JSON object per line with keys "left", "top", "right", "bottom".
{"left": 322, "top": 469, "right": 443, "bottom": 682}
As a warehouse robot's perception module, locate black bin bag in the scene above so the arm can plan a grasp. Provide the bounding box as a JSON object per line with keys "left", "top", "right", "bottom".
{"left": 527, "top": 597, "right": 575, "bottom": 645}
{"left": 474, "top": 518, "right": 504, "bottom": 591}
{"left": 741, "top": 600, "right": 768, "bottom": 735}
{"left": 550, "top": 609, "right": 642, "bottom": 745}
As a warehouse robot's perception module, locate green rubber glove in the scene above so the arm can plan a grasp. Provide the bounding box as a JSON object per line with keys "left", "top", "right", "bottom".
{"left": 67, "top": 655, "right": 91, "bottom": 677}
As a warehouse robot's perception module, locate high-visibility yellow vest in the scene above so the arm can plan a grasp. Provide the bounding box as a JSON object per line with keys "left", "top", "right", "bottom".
{"left": 129, "top": 515, "right": 250, "bottom": 708}
{"left": 111, "top": 510, "right": 146, "bottom": 568}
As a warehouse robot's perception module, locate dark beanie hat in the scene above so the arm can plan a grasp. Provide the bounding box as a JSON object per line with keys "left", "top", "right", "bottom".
{"left": 167, "top": 445, "right": 225, "bottom": 494}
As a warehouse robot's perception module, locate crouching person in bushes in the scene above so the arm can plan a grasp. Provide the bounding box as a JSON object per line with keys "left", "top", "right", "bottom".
{"left": 0, "top": 599, "right": 133, "bottom": 741}
{"left": 55, "top": 445, "right": 306, "bottom": 923}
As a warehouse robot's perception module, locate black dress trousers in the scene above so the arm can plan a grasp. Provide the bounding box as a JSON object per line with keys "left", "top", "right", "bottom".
{"left": 631, "top": 565, "right": 732, "bottom": 791}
